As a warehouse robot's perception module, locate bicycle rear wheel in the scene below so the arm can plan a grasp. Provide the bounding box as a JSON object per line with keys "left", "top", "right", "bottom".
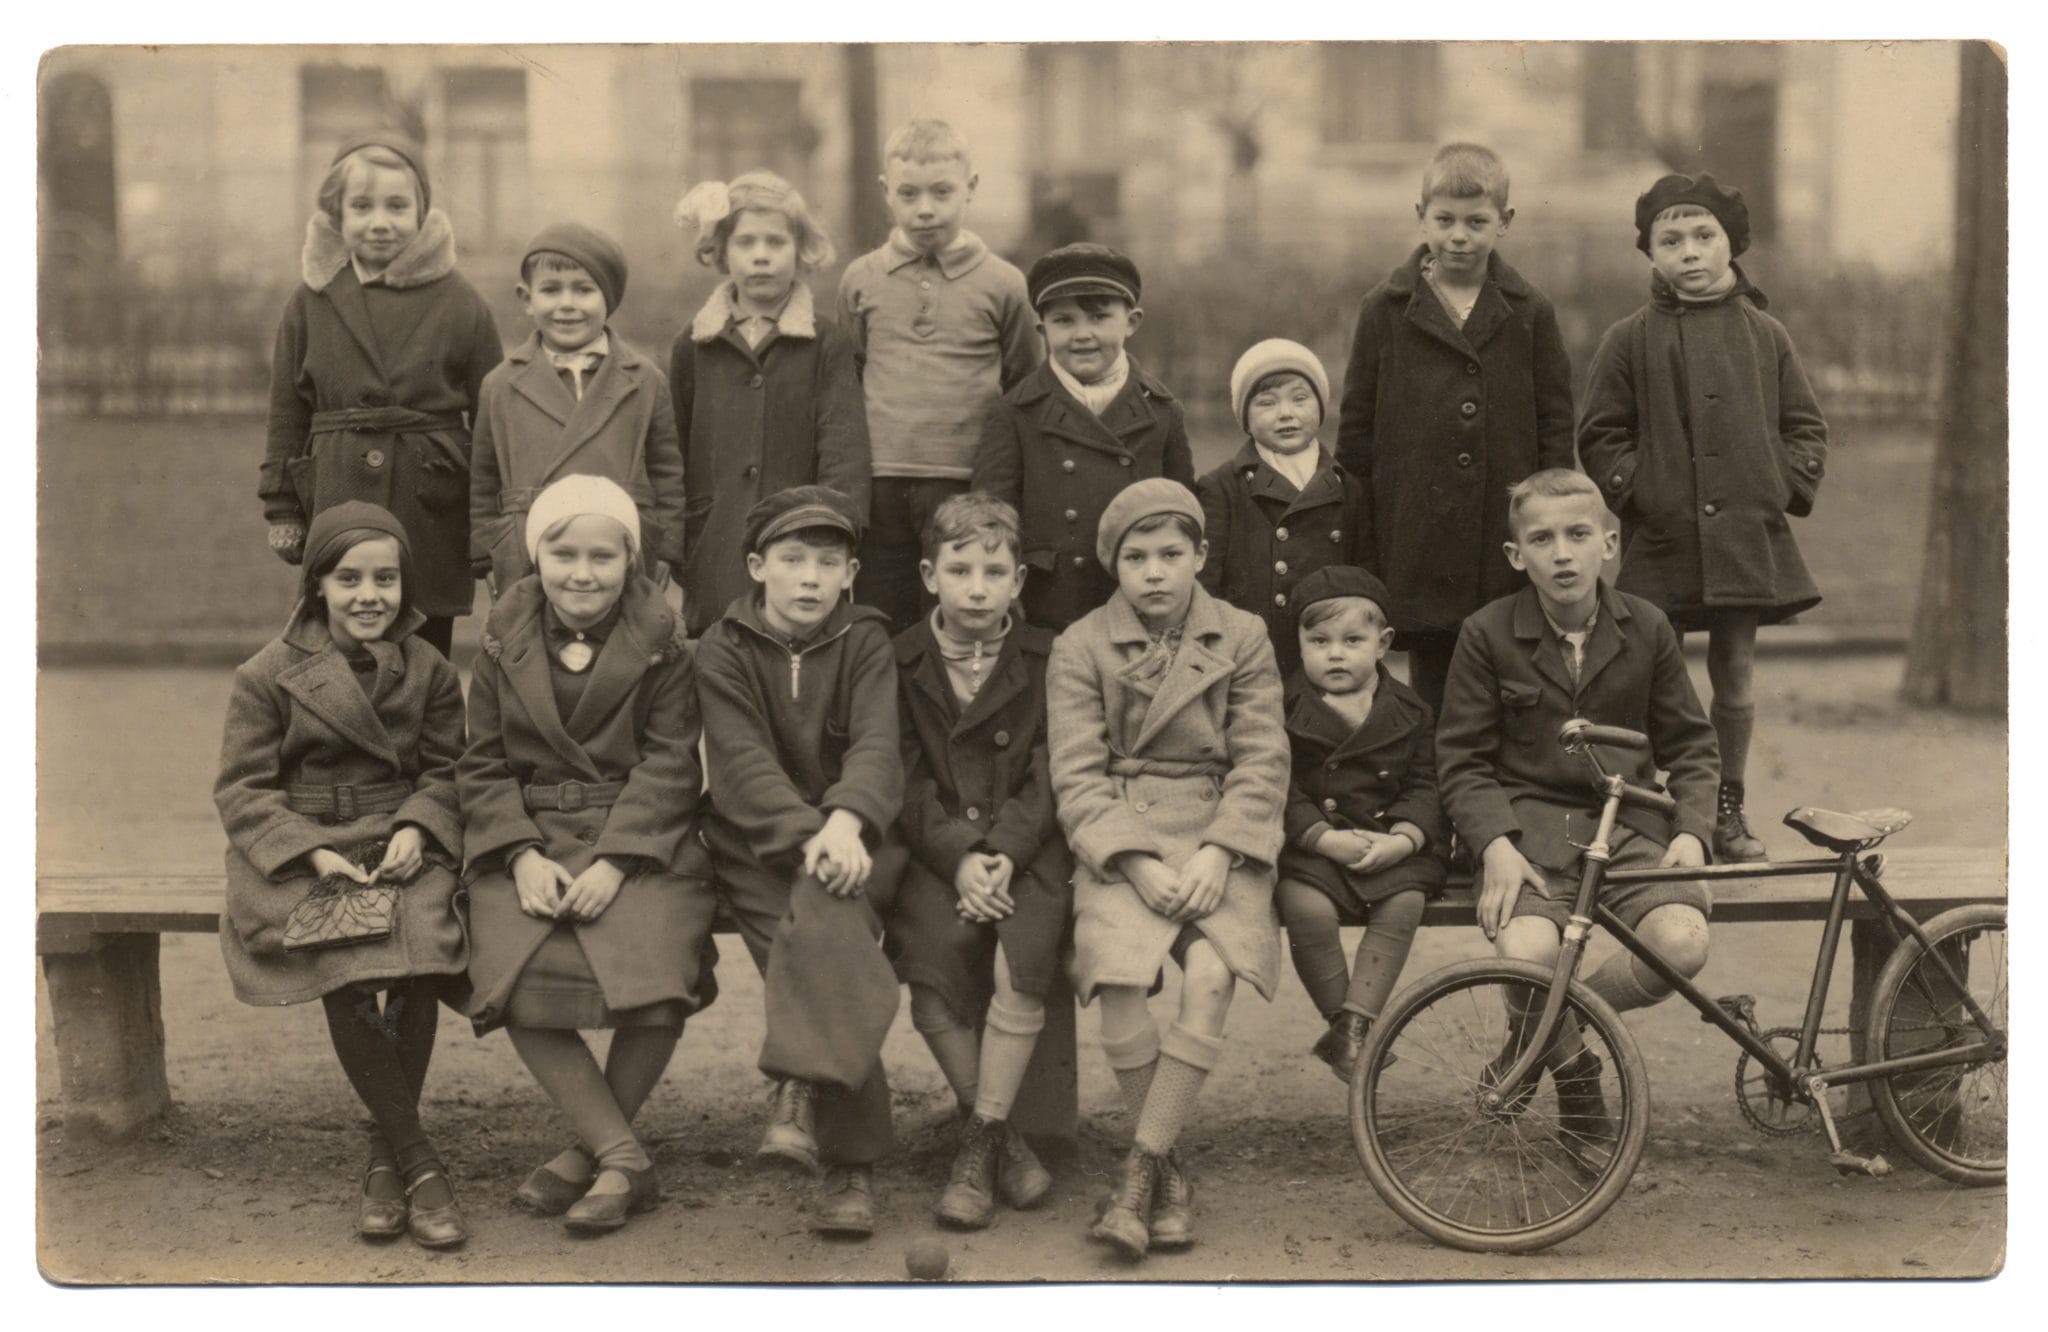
{"left": 1349, "top": 958, "right": 1649, "bottom": 1253}
{"left": 1867, "top": 904, "right": 2006, "bottom": 1185}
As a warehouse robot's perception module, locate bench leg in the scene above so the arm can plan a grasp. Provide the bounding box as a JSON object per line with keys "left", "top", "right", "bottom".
{"left": 1008, "top": 969, "right": 1078, "bottom": 1143}
{"left": 41, "top": 934, "right": 171, "bottom": 1139}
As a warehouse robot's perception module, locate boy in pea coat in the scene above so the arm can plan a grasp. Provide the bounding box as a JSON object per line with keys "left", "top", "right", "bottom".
{"left": 469, "top": 223, "right": 686, "bottom": 595}
{"left": 973, "top": 244, "right": 1194, "bottom": 631}
{"left": 695, "top": 486, "right": 907, "bottom": 1237}
{"left": 1335, "top": 143, "right": 1574, "bottom": 715}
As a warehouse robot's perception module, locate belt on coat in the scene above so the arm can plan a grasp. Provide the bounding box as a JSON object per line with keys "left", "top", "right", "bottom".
{"left": 307, "top": 406, "right": 467, "bottom": 438}
{"left": 522, "top": 780, "right": 626, "bottom": 813}
{"left": 1106, "top": 756, "right": 1231, "bottom": 779}
{"left": 286, "top": 779, "right": 414, "bottom": 822}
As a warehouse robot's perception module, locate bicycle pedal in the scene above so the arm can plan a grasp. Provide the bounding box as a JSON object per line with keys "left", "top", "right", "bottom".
{"left": 1709, "top": 994, "right": 1760, "bottom": 1036}
{"left": 1828, "top": 1150, "right": 1892, "bottom": 1179}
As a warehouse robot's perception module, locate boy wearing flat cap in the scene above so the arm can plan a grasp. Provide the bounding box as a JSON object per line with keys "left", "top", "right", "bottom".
{"left": 1578, "top": 172, "right": 1829, "bottom": 861}
{"left": 470, "top": 222, "right": 687, "bottom": 595}
{"left": 974, "top": 242, "right": 1194, "bottom": 632}
{"left": 1274, "top": 565, "right": 1444, "bottom": 1083}
{"left": 694, "top": 485, "right": 908, "bottom": 1237}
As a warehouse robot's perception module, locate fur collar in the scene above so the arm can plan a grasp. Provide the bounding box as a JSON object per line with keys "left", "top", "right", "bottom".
{"left": 689, "top": 280, "right": 817, "bottom": 343}
{"left": 301, "top": 208, "right": 459, "bottom": 292}
{"left": 479, "top": 575, "right": 687, "bottom": 665}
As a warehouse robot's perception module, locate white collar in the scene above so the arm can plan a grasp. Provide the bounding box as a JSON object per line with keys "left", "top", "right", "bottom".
{"left": 543, "top": 331, "right": 610, "bottom": 361}
{"left": 1256, "top": 440, "right": 1320, "bottom": 491}
{"left": 1049, "top": 351, "right": 1129, "bottom": 414}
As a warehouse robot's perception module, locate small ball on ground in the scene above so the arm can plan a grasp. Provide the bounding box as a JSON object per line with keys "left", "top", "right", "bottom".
{"left": 905, "top": 1240, "right": 949, "bottom": 1281}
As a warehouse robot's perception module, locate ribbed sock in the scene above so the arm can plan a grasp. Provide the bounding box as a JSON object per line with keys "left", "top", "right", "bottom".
{"left": 910, "top": 983, "right": 981, "bottom": 1110}
{"left": 1278, "top": 879, "right": 1351, "bottom": 1018}
{"left": 1134, "top": 1023, "right": 1223, "bottom": 1155}
{"left": 1584, "top": 950, "right": 1669, "bottom": 1014}
{"left": 1098, "top": 998, "right": 1161, "bottom": 1120}
{"left": 972, "top": 993, "right": 1046, "bottom": 1123}
{"left": 604, "top": 1025, "right": 682, "bottom": 1124}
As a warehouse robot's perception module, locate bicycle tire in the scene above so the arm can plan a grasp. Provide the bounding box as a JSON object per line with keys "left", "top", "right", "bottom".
{"left": 1867, "top": 903, "right": 2006, "bottom": 1186}
{"left": 1349, "top": 958, "right": 1650, "bottom": 1253}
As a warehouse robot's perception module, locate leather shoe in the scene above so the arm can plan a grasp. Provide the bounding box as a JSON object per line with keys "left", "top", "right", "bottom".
{"left": 997, "top": 1122, "right": 1052, "bottom": 1210}
{"left": 757, "top": 1078, "right": 820, "bottom": 1175}
{"left": 1149, "top": 1148, "right": 1194, "bottom": 1251}
{"left": 812, "top": 1164, "right": 875, "bottom": 1237}
{"left": 404, "top": 1169, "right": 468, "bottom": 1249}
{"left": 514, "top": 1147, "right": 594, "bottom": 1217}
{"left": 1310, "top": 1011, "right": 1374, "bottom": 1083}
{"left": 356, "top": 1163, "right": 407, "bottom": 1239}
{"left": 563, "top": 1165, "right": 661, "bottom": 1234}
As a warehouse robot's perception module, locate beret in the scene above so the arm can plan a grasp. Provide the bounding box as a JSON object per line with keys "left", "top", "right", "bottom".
{"left": 1635, "top": 172, "right": 1751, "bottom": 258}
{"left": 523, "top": 221, "right": 629, "bottom": 315}
{"left": 304, "top": 501, "right": 411, "bottom": 574}
{"left": 1027, "top": 242, "right": 1142, "bottom": 311}
{"left": 1229, "top": 338, "right": 1330, "bottom": 430}
{"left": 1096, "top": 477, "right": 1204, "bottom": 572}
{"left": 330, "top": 132, "right": 431, "bottom": 214}
{"left": 1291, "top": 565, "right": 1393, "bottom": 624}
{"left": 743, "top": 484, "right": 863, "bottom": 553}
{"left": 525, "top": 474, "right": 642, "bottom": 563}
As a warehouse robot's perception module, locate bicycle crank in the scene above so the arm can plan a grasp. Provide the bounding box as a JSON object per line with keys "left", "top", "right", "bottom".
{"left": 1733, "top": 1025, "right": 1852, "bottom": 1138}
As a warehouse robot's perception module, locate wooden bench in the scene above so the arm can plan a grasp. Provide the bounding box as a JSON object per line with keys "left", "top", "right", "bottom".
{"left": 36, "top": 846, "right": 2004, "bottom": 1141}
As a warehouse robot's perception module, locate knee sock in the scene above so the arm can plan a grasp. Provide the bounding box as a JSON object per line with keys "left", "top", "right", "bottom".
{"left": 507, "top": 1027, "right": 648, "bottom": 1175}
{"left": 1344, "top": 891, "right": 1426, "bottom": 1020}
{"left": 972, "top": 992, "right": 1046, "bottom": 1123}
{"left": 323, "top": 989, "right": 441, "bottom": 1195}
{"left": 1712, "top": 700, "right": 1757, "bottom": 794}
{"left": 1098, "top": 998, "right": 1161, "bottom": 1120}
{"left": 1584, "top": 950, "right": 1671, "bottom": 1014}
{"left": 910, "top": 984, "right": 981, "bottom": 1111}
{"left": 1134, "top": 1023, "right": 1224, "bottom": 1156}
{"left": 1279, "top": 880, "right": 1350, "bottom": 1019}
{"left": 605, "top": 1025, "right": 682, "bottom": 1125}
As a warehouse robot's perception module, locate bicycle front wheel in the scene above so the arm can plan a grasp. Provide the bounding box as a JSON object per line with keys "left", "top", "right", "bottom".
{"left": 1349, "top": 958, "right": 1649, "bottom": 1254}
{"left": 1868, "top": 904, "right": 2007, "bottom": 1185}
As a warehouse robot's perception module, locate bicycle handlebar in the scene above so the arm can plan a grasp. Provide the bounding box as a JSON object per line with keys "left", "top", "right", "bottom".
{"left": 1558, "top": 719, "right": 1651, "bottom": 752}
{"left": 1619, "top": 783, "right": 1678, "bottom": 818}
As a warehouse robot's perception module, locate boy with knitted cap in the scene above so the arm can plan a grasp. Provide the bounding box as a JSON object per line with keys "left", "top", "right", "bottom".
{"left": 1335, "top": 142, "right": 1575, "bottom": 715}
{"left": 1197, "top": 338, "right": 1370, "bottom": 677}
{"left": 694, "top": 484, "right": 908, "bottom": 1237}
{"left": 974, "top": 242, "right": 1193, "bottom": 631}
{"left": 1578, "top": 172, "right": 1828, "bottom": 861}
{"left": 469, "top": 222, "right": 687, "bottom": 596}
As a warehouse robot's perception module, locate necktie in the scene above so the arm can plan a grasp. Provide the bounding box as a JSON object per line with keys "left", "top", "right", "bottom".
{"left": 547, "top": 349, "right": 602, "bottom": 400}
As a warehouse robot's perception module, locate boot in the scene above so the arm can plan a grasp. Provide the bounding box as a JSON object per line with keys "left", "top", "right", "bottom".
{"left": 1089, "top": 1147, "right": 1159, "bottom": 1260}
{"left": 1309, "top": 1011, "right": 1373, "bottom": 1083}
{"left": 1149, "top": 1148, "right": 1194, "bottom": 1251}
{"left": 997, "top": 1123, "right": 1052, "bottom": 1210}
{"left": 1551, "top": 1048, "right": 1617, "bottom": 1172}
{"left": 1716, "top": 783, "right": 1766, "bottom": 863}
{"left": 812, "top": 1164, "right": 875, "bottom": 1237}
{"left": 757, "top": 1078, "right": 820, "bottom": 1175}
{"left": 935, "top": 1114, "right": 1000, "bottom": 1230}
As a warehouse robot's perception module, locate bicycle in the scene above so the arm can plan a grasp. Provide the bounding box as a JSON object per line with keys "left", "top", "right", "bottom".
{"left": 1348, "top": 717, "right": 2007, "bottom": 1253}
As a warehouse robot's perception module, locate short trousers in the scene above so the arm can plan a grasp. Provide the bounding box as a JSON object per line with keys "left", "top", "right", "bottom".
{"left": 1509, "top": 827, "right": 1712, "bottom": 931}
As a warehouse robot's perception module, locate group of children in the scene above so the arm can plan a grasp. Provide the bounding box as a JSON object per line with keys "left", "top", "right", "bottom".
{"left": 227, "top": 117, "right": 1827, "bottom": 1259}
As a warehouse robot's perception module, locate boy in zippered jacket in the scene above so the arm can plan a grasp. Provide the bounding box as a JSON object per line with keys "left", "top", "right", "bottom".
{"left": 695, "top": 485, "right": 907, "bottom": 1238}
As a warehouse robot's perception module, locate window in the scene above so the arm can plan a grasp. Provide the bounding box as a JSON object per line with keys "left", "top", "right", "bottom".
{"left": 690, "top": 79, "right": 808, "bottom": 183}
{"left": 1582, "top": 44, "right": 1642, "bottom": 151}
{"left": 1321, "top": 44, "right": 1439, "bottom": 145}
{"left": 440, "top": 68, "right": 528, "bottom": 250}
{"left": 1027, "top": 44, "right": 1123, "bottom": 225}
{"left": 299, "top": 65, "right": 391, "bottom": 207}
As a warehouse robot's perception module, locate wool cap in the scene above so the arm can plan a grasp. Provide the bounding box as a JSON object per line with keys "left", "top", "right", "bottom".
{"left": 523, "top": 222, "right": 629, "bottom": 315}
{"left": 1229, "top": 338, "right": 1330, "bottom": 430}
{"left": 524, "top": 474, "right": 643, "bottom": 563}
{"left": 1634, "top": 172, "right": 1751, "bottom": 258}
{"left": 304, "top": 501, "right": 412, "bottom": 574}
{"left": 1096, "top": 477, "right": 1205, "bottom": 573}
{"left": 1291, "top": 564, "right": 1394, "bottom": 626}
{"left": 1027, "top": 242, "right": 1142, "bottom": 312}
{"left": 743, "top": 484, "right": 864, "bottom": 553}
{"left": 330, "top": 132, "right": 431, "bottom": 214}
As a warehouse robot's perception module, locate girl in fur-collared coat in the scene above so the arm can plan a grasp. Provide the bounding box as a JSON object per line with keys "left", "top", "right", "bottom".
{"left": 215, "top": 502, "right": 470, "bottom": 1249}
{"left": 1046, "top": 479, "right": 1289, "bottom": 1262}
{"left": 669, "top": 171, "right": 871, "bottom": 635}
{"left": 460, "top": 476, "right": 720, "bottom": 1236}
{"left": 261, "top": 135, "right": 504, "bottom": 657}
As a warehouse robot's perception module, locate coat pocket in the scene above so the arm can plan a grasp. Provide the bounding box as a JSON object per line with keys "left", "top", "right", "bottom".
{"left": 1500, "top": 680, "right": 1544, "bottom": 749}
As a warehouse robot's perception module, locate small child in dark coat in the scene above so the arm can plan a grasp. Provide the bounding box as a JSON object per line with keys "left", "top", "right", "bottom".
{"left": 1577, "top": 173, "right": 1828, "bottom": 862}
{"left": 695, "top": 485, "right": 907, "bottom": 1238}
{"left": 888, "top": 493, "right": 1072, "bottom": 1231}
{"left": 973, "top": 243, "right": 1194, "bottom": 631}
{"left": 1335, "top": 142, "right": 1574, "bottom": 715}
{"left": 1198, "top": 339, "right": 1372, "bottom": 678}
{"left": 1275, "top": 566, "right": 1445, "bottom": 1082}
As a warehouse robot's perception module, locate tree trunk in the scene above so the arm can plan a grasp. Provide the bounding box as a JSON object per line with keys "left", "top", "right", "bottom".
{"left": 844, "top": 45, "right": 888, "bottom": 249}
{"left": 1903, "top": 42, "right": 2006, "bottom": 713}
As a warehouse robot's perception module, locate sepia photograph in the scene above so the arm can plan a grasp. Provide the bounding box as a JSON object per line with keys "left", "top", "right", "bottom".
{"left": 30, "top": 35, "right": 2007, "bottom": 1287}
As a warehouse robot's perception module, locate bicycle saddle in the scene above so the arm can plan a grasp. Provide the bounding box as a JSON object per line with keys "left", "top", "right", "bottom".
{"left": 1783, "top": 806, "right": 1913, "bottom": 852}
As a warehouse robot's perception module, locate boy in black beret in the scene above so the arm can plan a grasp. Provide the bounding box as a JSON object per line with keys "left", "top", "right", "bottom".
{"left": 1275, "top": 565, "right": 1445, "bottom": 1081}
{"left": 972, "top": 242, "right": 1194, "bottom": 631}
{"left": 694, "top": 484, "right": 908, "bottom": 1237}
{"left": 1578, "top": 172, "right": 1829, "bottom": 861}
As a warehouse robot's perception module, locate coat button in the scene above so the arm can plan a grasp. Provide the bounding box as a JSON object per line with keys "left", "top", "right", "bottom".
{"left": 1703, "top": 502, "right": 1719, "bottom": 516}
{"left": 1806, "top": 459, "right": 1822, "bottom": 475}
{"left": 1466, "top": 362, "right": 1480, "bottom": 376}
{"left": 1134, "top": 800, "right": 1149, "bottom": 813}
{"left": 1323, "top": 797, "right": 1339, "bottom": 812}
{"left": 364, "top": 449, "right": 386, "bottom": 468}
{"left": 1274, "top": 560, "right": 1288, "bottom": 576}
{"left": 1119, "top": 456, "right": 1132, "bottom": 467}
{"left": 748, "top": 373, "right": 764, "bottom": 389}
{"left": 1460, "top": 401, "right": 1478, "bottom": 417}
{"left": 1457, "top": 452, "right": 1473, "bottom": 467}
{"left": 1275, "top": 527, "right": 1289, "bottom": 542}
{"left": 1611, "top": 474, "right": 1625, "bottom": 487}
{"left": 1378, "top": 770, "right": 1392, "bottom": 780}
{"left": 965, "top": 805, "right": 981, "bottom": 821}
{"left": 1326, "top": 761, "right": 1339, "bottom": 772}
{"left": 742, "top": 464, "right": 759, "bottom": 480}
{"left": 579, "top": 827, "right": 599, "bottom": 844}
{"left": 1073, "top": 556, "right": 1088, "bottom": 569}
{"left": 993, "top": 730, "right": 1011, "bottom": 747}
{"left": 1064, "top": 508, "right": 1078, "bottom": 522}
{"left": 1329, "top": 529, "right": 1342, "bottom": 543}
{"left": 1199, "top": 786, "right": 1216, "bottom": 801}
{"left": 1274, "top": 593, "right": 1288, "bottom": 608}
{"left": 1062, "top": 459, "right": 1076, "bottom": 473}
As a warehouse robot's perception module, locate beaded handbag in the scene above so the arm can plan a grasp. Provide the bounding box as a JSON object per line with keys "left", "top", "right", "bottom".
{"left": 282, "top": 841, "right": 399, "bottom": 952}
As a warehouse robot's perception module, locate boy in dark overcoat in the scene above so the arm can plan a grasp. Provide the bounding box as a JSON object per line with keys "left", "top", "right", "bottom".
{"left": 1437, "top": 470, "right": 1719, "bottom": 1156}
{"left": 1577, "top": 173, "right": 1828, "bottom": 861}
{"left": 973, "top": 243, "right": 1193, "bottom": 631}
{"left": 261, "top": 134, "right": 505, "bottom": 657}
{"left": 695, "top": 485, "right": 907, "bottom": 1237}
{"left": 468, "top": 223, "right": 686, "bottom": 595}
{"left": 1275, "top": 566, "right": 1445, "bottom": 1081}
{"left": 1335, "top": 142, "right": 1574, "bottom": 714}
{"left": 1198, "top": 339, "right": 1371, "bottom": 677}
{"left": 888, "top": 492, "right": 1073, "bottom": 1230}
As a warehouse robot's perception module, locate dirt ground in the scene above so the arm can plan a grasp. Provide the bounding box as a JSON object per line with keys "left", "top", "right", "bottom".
{"left": 34, "top": 654, "right": 2006, "bottom": 1284}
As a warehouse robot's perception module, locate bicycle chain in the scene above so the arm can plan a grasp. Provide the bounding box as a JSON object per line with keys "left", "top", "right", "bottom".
{"left": 1733, "top": 1024, "right": 1854, "bottom": 1138}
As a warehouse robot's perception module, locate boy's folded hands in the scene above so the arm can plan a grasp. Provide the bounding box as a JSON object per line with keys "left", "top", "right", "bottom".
{"left": 1167, "top": 845, "right": 1232, "bottom": 923}
{"left": 511, "top": 846, "right": 577, "bottom": 918}
{"left": 803, "top": 809, "right": 873, "bottom": 897}
{"left": 953, "top": 852, "right": 1016, "bottom": 922}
